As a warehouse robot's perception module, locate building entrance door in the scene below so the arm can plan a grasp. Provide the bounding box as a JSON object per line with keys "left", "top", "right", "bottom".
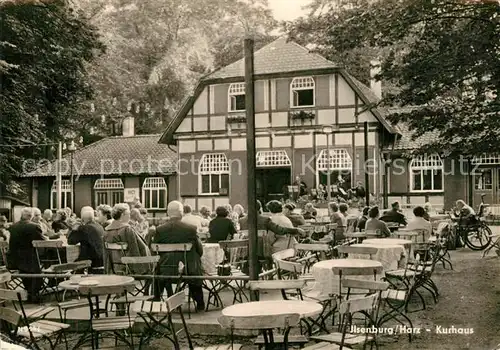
{"left": 256, "top": 168, "right": 291, "bottom": 209}
{"left": 473, "top": 167, "right": 500, "bottom": 207}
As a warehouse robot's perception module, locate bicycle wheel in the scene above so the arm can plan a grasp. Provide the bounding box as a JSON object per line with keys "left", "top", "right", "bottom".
{"left": 464, "top": 223, "right": 492, "bottom": 250}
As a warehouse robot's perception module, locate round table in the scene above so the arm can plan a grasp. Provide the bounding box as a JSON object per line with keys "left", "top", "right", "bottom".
{"left": 350, "top": 243, "right": 406, "bottom": 270}
{"left": 59, "top": 274, "right": 135, "bottom": 291}
{"left": 222, "top": 300, "right": 322, "bottom": 319}
{"left": 312, "top": 259, "right": 383, "bottom": 298}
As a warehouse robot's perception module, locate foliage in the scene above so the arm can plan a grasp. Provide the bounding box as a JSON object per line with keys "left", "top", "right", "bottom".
{"left": 75, "top": 0, "right": 277, "bottom": 135}
{"left": 0, "top": 0, "right": 103, "bottom": 184}
{"left": 288, "top": 0, "right": 500, "bottom": 157}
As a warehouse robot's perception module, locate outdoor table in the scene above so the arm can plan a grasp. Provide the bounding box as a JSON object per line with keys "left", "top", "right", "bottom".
{"left": 430, "top": 214, "right": 451, "bottom": 221}
{"left": 202, "top": 243, "right": 224, "bottom": 275}
{"left": 59, "top": 274, "right": 135, "bottom": 291}
{"left": 363, "top": 238, "right": 412, "bottom": 249}
{"left": 221, "top": 300, "right": 323, "bottom": 319}
{"left": 350, "top": 243, "right": 407, "bottom": 270}
{"left": 311, "top": 258, "right": 383, "bottom": 298}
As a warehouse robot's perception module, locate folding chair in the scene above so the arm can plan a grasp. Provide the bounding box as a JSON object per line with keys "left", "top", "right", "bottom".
{"left": 134, "top": 290, "right": 193, "bottom": 350}
{"left": 0, "top": 288, "right": 69, "bottom": 350}
{"left": 307, "top": 294, "right": 379, "bottom": 350}
{"left": 294, "top": 243, "right": 332, "bottom": 271}
{"left": 218, "top": 313, "right": 301, "bottom": 350}
{"left": 121, "top": 255, "right": 160, "bottom": 297}
{"left": 150, "top": 243, "right": 194, "bottom": 316}
{"left": 104, "top": 242, "right": 128, "bottom": 274}
{"left": 0, "top": 241, "right": 23, "bottom": 290}
{"left": 73, "top": 283, "right": 136, "bottom": 349}
{"left": 32, "top": 240, "right": 65, "bottom": 297}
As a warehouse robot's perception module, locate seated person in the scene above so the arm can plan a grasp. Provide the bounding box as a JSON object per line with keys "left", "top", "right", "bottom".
{"left": 423, "top": 202, "right": 433, "bottom": 221}
{"left": 380, "top": 201, "right": 407, "bottom": 227}
{"left": 181, "top": 204, "right": 203, "bottom": 232}
{"left": 406, "top": 206, "right": 433, "bottom": 242}
{"left": 267, "top": 200, "right": 296, "bottom": 252}
{"left": 283, "top": 203, "right": 306, "bottom": 227}
{"left": 208, "top": 206, "right": 237, "bottom": 243}
{"left": 329, "top": 202, "right": 347, "bottom": 242}
{"left": 302, "top": 203, "right": 318, "bottom": 220}
{"left": 365, "top": 206, "right": 391, "bottom": 237}
{"left": 356, "top": 207, "right": 370, "bottom": 231}
{"left": 455, "top": 199, "right": 476, "bottom": 225}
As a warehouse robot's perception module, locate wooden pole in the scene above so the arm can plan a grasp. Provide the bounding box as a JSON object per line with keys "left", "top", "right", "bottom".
{"left": 468, "top": 158, "right": 474, "bottom": 207}
{"left": 56, "top": 142, "right": 62, "bottom": 209}
{"left": 244, "top": 38, "right": 259, "bottom": 300}
{"left": 364, "top": 122, "right": 370, "bottom": 205}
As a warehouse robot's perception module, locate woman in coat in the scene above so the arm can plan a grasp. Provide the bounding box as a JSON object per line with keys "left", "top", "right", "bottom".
{"left": 104, "top": 203, "right": 150, "bottom": 274}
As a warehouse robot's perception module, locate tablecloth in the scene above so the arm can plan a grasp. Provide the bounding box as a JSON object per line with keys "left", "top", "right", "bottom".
{"left": 201, "top": 243, "right": 225, "bottom": 275}
{"left": 349, "top": 243, "right": 406, "bottom": 270}
{"left": 311, "top": 258, "right": 383, "bottom": 298}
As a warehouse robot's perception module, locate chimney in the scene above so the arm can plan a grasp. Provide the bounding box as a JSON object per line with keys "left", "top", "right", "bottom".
{"left": 369, "top": 60, "right": 382, "bottom": 99}
{"left": 122, "top": 116, "right": 135, "bottom": 137}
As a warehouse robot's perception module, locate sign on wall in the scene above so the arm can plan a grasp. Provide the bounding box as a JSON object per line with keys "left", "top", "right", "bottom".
{"left": 124, "top": 188, "right": 140, "bottom": 202}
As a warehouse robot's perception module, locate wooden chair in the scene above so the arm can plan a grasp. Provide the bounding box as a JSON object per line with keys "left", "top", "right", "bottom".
{"left": 150, "top": 243, "right": 194, "bottom": 315}
{"left": 336, "top": 245, "right": 379, "bottom": 260}
{"left": 294, "top": 243, "right": 332, "bottom": 271}
{"left": 332, "top": 265, "right": 384, "bottom": 301}
{"left": 0, "top": 241, "right": 23, "bottom": 290}
{"left": 133, "top": 290, "right": 193, "bottom": 350}
{"left": 307, "top": 294, "right": 379, "bottom": 350}
{"left": 0, "top": 288, "right": 69, "bottom": 350}
{"left": 73, "top": 283, "right": 136, "bottom": 349}
{"left": 32, "top": 240, "right": 64, "bottom": 268}
{"left": 104, "top": 242, "right": 128, "bottom": 274}
{"left": 121, "top": 255, "right": 160, "bottom": 296}
{"left": 218, "top": 313, "right": 301, "bottom": 350}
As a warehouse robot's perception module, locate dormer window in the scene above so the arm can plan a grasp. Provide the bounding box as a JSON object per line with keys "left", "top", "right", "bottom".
{"left": 290, "top": 77, "right": 315, "bottom": 108}
{"left": 228, "top": 83, "right": 245, "bottom": 112}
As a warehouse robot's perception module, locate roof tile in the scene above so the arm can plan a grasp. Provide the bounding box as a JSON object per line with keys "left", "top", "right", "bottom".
{"left": 24, "top": 134, "right": 177, "bottom": 177}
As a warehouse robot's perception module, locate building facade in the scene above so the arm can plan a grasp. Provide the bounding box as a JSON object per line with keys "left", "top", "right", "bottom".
{"left": 24, "top": 131, "right": 178, "bottom": 217}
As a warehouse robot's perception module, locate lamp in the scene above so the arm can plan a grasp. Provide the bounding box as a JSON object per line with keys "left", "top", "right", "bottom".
{"left": 322, "top": 125, "right": 335, "bottom": 201}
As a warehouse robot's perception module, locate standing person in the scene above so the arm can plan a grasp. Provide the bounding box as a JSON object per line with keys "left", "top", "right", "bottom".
{"left": 96, "top": 204, "right": 113, "bottom": 229}
{"left": 293, "top": 176, "right": 308, "bottom": 197}
{"left": 329, "top": 202, "right": 346, "bottom": 242}
{"left": 104, "top": 203, "right": 150, "bottom": 274}
{"left": 8, "top": 208, "right": 44, "bottom": 302}
{"left": 208, "top": 206, "right": 237, "bottom": 243}
{"left": 152, "top": 201, "right": 205, "bottom": 310}
{"left": 68, "top": 207, "right": 104, "bottom": 273}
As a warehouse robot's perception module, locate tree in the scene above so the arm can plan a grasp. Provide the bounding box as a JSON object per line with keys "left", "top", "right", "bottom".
{"left": 0, "top": 0, "right": 103, "bottom": 184}
{"left": 78, "top": 0, "right": 278, "bottom": 135}
{"left": 288, "top": 0, "right": 500, "bottom": 157}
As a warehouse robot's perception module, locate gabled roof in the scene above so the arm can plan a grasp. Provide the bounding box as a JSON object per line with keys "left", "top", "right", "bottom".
{"left": 159, "top": 38, "right": 398, "bottom": 144}
{"left": 24, "top": 134, "right": 177, "bottom": 177}
{"left": 203, "top": 37, "right": 338, "bottom": 81}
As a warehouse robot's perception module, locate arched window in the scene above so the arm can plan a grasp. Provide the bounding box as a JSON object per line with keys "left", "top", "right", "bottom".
{"left": 199, "top": 153, "right": 230, "bottom": 195}
{"left": 94, "top": 178, "right": 124, "bottom": 207}
{"left": 290, "top": 77, "right": 315, "bottom": 108}
{"left": 228, "top": 83, "right": 246, "bottom": 112}
{"left": 142, "top": 177, "right": 167, "bottom": 209}
{"left": 256, "top": 150, "right": 292, "bottom": 167}
{"left": 409, "top": 154, "right": 444, "bottom": 192}
{"left": 51, "top": 180, "right": 72, "bottom": 210}
{"left": 316, "top": 149, "right": 352, "bottom": 189}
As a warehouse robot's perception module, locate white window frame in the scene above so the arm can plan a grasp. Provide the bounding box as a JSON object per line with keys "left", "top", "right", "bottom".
{"left": 50, "top": 180, "right": 72, "bottom": 210}
{"left": 93, "top": 178, "right": 124, "bottom": 208}
{"left": 472, "top": 154, "right": 500, "bottom": 165}
{"left": 198, "top": 153, "right": 230, "bottom": 195}
{"left": 290, "top": 76, "right": 315, "bottom": 108}
{"left": 409, "top": 154, "right": 444, "bottom": 192}
{"left": 315, "top": 149, "right": 352, "bottom": 186}
{"left": 142, "top": 177, "right": 167, "bottom": 210}
{"left": 256, "top": 150, "right": 292, "bottom": 168}
{"left": 228, "top": 83, "right": 246, "bottom": 112}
